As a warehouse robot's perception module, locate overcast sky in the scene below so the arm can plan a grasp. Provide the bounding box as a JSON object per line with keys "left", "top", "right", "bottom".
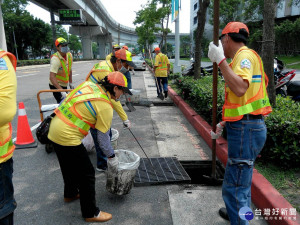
{"left": 25, "top": 0, "right": 190, "bottom": 33}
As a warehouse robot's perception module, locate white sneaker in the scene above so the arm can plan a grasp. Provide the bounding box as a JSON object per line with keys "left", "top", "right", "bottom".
{"left": 96, "top": 167, "right": 107, "bottom": 172}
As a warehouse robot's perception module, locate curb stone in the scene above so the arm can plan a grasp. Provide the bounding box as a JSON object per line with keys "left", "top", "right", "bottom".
{"left": 168, "top": 86, "right": 300, "bottom": 225}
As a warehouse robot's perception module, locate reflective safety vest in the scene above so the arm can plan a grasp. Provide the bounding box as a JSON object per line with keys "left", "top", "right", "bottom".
{"left": 0, "top": 123, "right": 15, "bottom": 159}
{"left": 156, "top": 53, "right": 168, "bottom": 71}
{"left": 85, "top": 61, "right": 113, "bottom": 83}
{"left": 223, "top": 48, "right": 272, "bottom": 121}
{"left": 51, "top": 52, "right": 72, "bottom": 83}
{"left": 0, "top": 50, "right": 17, "bottom": 158}
{"left": 54, "top": 81, "right": 112, "bottom": 135}
{"left": 0, "top": 49, "right": 17, "bottom": 71}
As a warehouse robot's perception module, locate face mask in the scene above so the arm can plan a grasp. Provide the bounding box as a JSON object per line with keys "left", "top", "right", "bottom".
{"left": 119, "top": 66, "right": 128, "bottom": 74}
{"left": 60, "top": 46, "right": 69, "bottom": 53}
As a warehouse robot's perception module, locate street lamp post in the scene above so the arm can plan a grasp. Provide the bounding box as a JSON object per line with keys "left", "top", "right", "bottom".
{"left": 0, "top": 0, "right": 7, "bottom": 51}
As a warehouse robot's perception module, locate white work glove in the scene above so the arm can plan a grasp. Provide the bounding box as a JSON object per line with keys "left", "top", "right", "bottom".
{"left": 107, "top": 156, "right": 119, "bottom": 174}
{"left": 123, "top": 120, "right": 131, "bottom": 129}
{"left": 69, "top": 83, "right": 74, "bottom": 89}
{"left": 210, "top": 121, "right": 226, "bottom": 139}
{"left": 61, "top": 92, "right": 67, "bottom": 99}
{"left": 208, "top": 40, "right": 226, "bottom": 66}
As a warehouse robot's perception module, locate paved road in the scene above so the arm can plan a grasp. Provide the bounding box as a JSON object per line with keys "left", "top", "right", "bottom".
{"left": 12, "top": 61, "right": 268, "bottom": 225}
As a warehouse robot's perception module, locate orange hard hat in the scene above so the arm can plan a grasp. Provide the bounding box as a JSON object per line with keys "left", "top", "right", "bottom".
{"left": 222, "top": 22, "right": 249, "bottom": 35}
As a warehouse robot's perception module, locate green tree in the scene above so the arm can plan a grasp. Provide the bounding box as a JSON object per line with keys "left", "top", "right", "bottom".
{"left": 161, "top": 42, "right": 173, "bottom": 56}
{"left": 180, "top": 35, "right": 191, "bottom": 57}
{"left": 55, "top": 25, "right": 68, "bottom": 40}
{"left": 194, "top": 0, "right": 211, "bottom": 79}
{"left": 134, "top": 2, "right": 160, "bottom": 58}
{"left": 152, "top": 0, "right": 172, "bottom": 53}
{"left": 69, "top": 34, "right": 82, "bottom": 58}
{"left": 262, "top": 0, "right": 277, "bottom": 106}
{"left": 92, "top": 42, "right": 98, "bottom": 59}
{"left": 2, "top": 0, "right": 52, "bottom": 59}
{"left": 29, "top": 18, "right": 52, "bottom": 58}
{"left": 209, "top": 0, "right": 243, "bottom": 28}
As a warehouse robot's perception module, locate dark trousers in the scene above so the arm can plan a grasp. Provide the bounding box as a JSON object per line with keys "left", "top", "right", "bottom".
{"left": 0, "top": 158, "right": 16, "bottom": 224}
{"left": 124, "top": 70, "right": 132, "bottom": 89}
{"left": 0, "top": 213, "right": 13, "bottom": 225}
{"left": 49, "top": 84, "right": 67, "bottom": 103}
{"left": 53, "top": 142, "right": 99, "bottom": 218}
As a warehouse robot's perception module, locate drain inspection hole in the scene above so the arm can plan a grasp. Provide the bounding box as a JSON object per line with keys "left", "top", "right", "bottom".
{"left": 180, "top": 160, "right": 224, "bottom": 186}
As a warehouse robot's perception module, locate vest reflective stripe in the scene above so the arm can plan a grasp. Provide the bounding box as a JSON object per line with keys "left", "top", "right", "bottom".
{"left": 223, "top": 48, "right": 272, "bottom": 121}
{"left": 0, "top": 123, "right": 15, "bottom": 158}
{"left": 0, "top": 50, "right": 17, "bottom": 71}
{"left": 51, "top": 52, "right": 72, "bottom": 83}
{"left": 56, "top": 82, "right": 111, "bottom": 134}
{"left": 224, "top": 97, "right": 271, "bottom": 117}
{"left": 157, "top": 53, "right": 168, "bottom": 71}
{"left": 85, "top": 61, "right": 113, "bottom": 83}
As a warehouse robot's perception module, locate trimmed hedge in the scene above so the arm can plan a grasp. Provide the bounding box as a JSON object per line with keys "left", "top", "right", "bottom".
{"left": 17, "top": 58, "right": 95, "bottom": 67}
{"left": 17, "top": 59, "right": 50, "bottom": 67}
{"left": 169, "top": 74, "right": 300, "bottom": 168}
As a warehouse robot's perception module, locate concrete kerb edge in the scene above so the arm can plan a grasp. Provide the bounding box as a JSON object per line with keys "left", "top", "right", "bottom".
{"left": 16, "top": 60, "right": 97, "bottom": 71}
{"left": 168, "top": 85, "right": 300, "bottom": 225}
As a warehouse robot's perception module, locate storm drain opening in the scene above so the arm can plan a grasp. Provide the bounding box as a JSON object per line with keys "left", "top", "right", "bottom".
{"left": 152, "top": 102, "right": 174, "bottom": 106}
{"left": 180, "top": 160, "right": 225, "bottom": 185}
{"left": 134, "top": 157, "right": 191, "bottom": 186}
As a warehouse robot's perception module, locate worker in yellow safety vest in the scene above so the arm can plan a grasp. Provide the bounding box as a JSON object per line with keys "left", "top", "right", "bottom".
{"left": 0, "top": 49, "right": 17, "bottom": 224}
{"left": 48, "top": 71, "right": 131, "bottom": 223}
{"left": 49, "top": 37, "right": 73, "bottom": 103}
{"left": 85, "top": 49, "right": 133, "bottom": 172}
{"left": 105, "top": 44, "right": 121, "bottom": 61}
{"left": 122, "top": 45, "right": 135, "bottom": 75}
{"left": 153, "top": 47, "right": 170, "bottom": 98}
{"left": 208, "top": 22, "right": 272, "bottom": 224}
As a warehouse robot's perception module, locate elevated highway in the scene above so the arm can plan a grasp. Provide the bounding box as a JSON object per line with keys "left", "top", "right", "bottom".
{"left": 30, "top": 0, "right": 184, "bottom": 59}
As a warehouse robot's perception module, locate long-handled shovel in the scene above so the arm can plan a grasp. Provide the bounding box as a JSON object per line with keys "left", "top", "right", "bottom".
{"left": 149, "top": 49, "right": 164, "bottom": 100}
{"left": 203, "top": 0, "right": 223, "bottom": 185}
{"left": 128, "top": 128, "right": 157, "bottom": 174}
{"left": 124, "top": 93, "right": 136, "bottom": 111}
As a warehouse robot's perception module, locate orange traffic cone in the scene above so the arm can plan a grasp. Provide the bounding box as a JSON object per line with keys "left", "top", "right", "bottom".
{"left": 14, "top": 102, "right": 38, "bottom": 149}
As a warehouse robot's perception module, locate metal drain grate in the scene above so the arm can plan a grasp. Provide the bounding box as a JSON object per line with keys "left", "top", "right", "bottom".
{"left": 134, "top": 157, "right": 191, "bottom": 186}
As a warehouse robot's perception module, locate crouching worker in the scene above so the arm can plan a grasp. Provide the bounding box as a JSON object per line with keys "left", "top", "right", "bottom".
{"left": 48, "top": 72, "right": 131, "bottom": 222}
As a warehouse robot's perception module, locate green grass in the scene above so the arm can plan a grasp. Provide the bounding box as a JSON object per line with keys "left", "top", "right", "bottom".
{"left": 276, "top": 55, "right": 300, "bottom": 70}
{"left": 255, "top": 160, "right": 300, "bottom": 212}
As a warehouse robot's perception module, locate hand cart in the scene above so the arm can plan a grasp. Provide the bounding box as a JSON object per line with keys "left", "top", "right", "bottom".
{"left": 37, "top": 89, "right": 73, "bottom": 153}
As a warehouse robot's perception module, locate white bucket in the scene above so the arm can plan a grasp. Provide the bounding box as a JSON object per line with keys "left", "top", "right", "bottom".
{"left": 129, "top": 89, "right": 141, "bottom": 103}
{"left": 106, "top": 149, "right": 140, "bottom": 195}
{"left": 110, "top": 128, "right": 119, "bottom": 149}
{"left": 41, "top": 104, "right": 58, "bottom": 118}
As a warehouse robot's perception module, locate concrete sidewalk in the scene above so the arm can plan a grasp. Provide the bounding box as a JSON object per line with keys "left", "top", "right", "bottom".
{"left": 12, "top": 66, "right": 287, "bottom": 224}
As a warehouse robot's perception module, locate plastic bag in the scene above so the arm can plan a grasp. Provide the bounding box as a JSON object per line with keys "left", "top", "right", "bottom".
{"left": 106, "top": 149, "right": 140, "bottom": 195}
{"left": 115, "top": 149, "right": 140, "bottom": 171}
{"left": 82, "top": 130, "right": 95, "bottom": 152}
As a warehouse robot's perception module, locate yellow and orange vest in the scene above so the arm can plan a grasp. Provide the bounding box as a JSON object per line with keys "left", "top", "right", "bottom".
{"left": 222, "top": 48, "right": 272, "bottom": 122}
{"left": 156, "top": 53, "right": 168, "bottom": 72}
{"left": 51, "top": 52, "right": 72, "bottom": 84}
{"left": 54, "top": 81, "right": 112, "bottom": 135}
{"left": 0, "top": 50, "right": 17, "bottom": 159}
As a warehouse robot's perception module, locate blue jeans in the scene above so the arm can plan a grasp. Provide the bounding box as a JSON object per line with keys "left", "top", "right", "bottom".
{"left": 223, "top": 119, "right": 266, "bottom": 225}
{"left": 124, "top": 71, "right": 132, "bottom": 89}
{"left": 0, "top": 158, "right": 17, "bottom": 221}
{"left": 156, "top": 77, "right": 168, "bottom": 95}
{"left": 90, "top": 128, "right": 112, "bottom": 169}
